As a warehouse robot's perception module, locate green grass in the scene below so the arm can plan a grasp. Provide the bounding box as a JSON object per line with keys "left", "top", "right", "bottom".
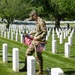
{"left": 0, "top": 30, "right": 75, "bottom": 75}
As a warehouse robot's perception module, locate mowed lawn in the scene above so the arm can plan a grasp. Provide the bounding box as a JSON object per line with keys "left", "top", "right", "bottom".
{"left": 0, "top": 30, "right": 75, "bottom": 75}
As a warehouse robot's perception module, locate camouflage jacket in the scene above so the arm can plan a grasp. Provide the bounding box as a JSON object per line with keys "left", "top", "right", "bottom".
{"left": 33, "top": 17, "right": 47, "bottom": 42}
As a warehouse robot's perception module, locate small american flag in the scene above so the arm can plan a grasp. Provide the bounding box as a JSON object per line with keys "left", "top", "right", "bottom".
{"left": 36, "top": 43, "right": 45, "bottom": 53}
{"left": 23, "top": 34, "right": 45, "bottom": 53}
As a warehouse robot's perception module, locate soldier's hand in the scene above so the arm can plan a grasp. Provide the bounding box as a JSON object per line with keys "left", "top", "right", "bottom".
{"left": 34, "top": 37, "right": 39, "bottom": 40}
{"left": 29, "top": 31, "right": 33, "bottom": 35}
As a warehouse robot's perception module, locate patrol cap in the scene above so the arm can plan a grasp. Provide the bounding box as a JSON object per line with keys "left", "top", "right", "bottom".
{"left": 29, "top": 10, "right": 37, "bottom": 17}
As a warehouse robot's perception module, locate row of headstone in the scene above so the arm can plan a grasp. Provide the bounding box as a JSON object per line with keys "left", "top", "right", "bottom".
{"left": 56, "top": 28, "right": 71, "bottom": 40}
{"left": 2, "top": 43, "right": 64, "bottom": 75}
{"left": 0, "top": 24, "right": 70, "bottom": 40}
{"left": 53, "top": 28, "right": 72, "bottom": 45}
{"left": 2, "top": 43, "right": 36, "bottom": 75}
{"left": 0, "top": 25, "right": 35, "bottom": 36}
{"left": 0, "top": 25, "right": 74, "bottom": 59}
{"left": 46, "top": 28, "right": 51, "bottom": 40}
{"left": 0, "top": 31, "right": 23, "bottom": 43}
{"left": 52, "top": 28, "right": 74, "bottom": 58}
{"left": 64, "top": 29, "right": 74, "bottom": 58}
{"left": 2, "top": 44, "right": 19, "bottom": 71}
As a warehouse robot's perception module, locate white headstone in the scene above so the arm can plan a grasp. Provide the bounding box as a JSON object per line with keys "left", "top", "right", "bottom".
{"left": 3, "top": 44, "right": 8, "bottom": 63}
{"left": 19, "top": 29, "right": 21, "bottom": 35}
{"left": 57, "top": 32, "right": 60, "bottom": 38}
{"left": 7, "top": 32, "right": 10, "bottom": 39}
{"left": 59, "top": 28, "right": 61, "bottom": 32}
{"left": 20, "top": 34, "right": 23, "bottom": 43}
{"left": 68, "top": 36, "right": 72, "bottom": 46}
{"left": 16, "top": 33, "right": 18, "bottom": 41}
{"left": 70, "top": 33, "right": 73, "bottom": 38}
{"left": 52, "top": 40, "right": 56, "bottom": 54}
{"left": 1, "top": 31, "right": 3, "bottom": 37}
{"left": 64, "top": 32, "right": 66, "bottom": 39}
{"left": 66, "top": 30, "right": 68, "bottom": 36}
{"left": 48, "top": 29, "right": 51, "bottom": 37}
{"left": 12, "top": 48, "right": 19, "bottom": 72}
{"left": 52, "top": 34, "right": 55, "bottom": 40}
{"left": 60, "top": 35, "right": 63, "bottom": 44}
{"left": 4, "top": 32, "right": 6, "bottom": 38}
{"left": 27, "top": 56, "right": 35, "bottom": 75}
{"left": 64, "top": 43, "right": 70, "bottom": 58}
{"left": 11, "top": 32, "right": 14, "bottom": 40}
{"left": 51, "top": 68, "right": 64, "bottom": 75}
{"left": 52, "top": 28, "right": 54, "bottom": 34}
{"left": 46, "top": 35, "right": 48, "bottom": 40}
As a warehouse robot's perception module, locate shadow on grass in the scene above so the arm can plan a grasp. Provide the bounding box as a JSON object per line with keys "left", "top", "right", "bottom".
{"left": 0, "top": 50, "right": 2, "bottom": 52}
{"left": 70, "top": 55, "right": 75, "bottom": 58}
{"left": 8, "top": 55, "right": 12, "bottom": 57}
{"left": 64, "top": 70, "right": 75, "bottom": 75}
{"left": 19, "top": 61, "right": 25, "bottom": 63}
{"left": 0, "top": 48, "right": 2, "bottom": 50}
{"left": 8, "top": 61, "right": 12, "bottom": 63}
{"left": 57, "top": 51, "right": 64, "bottom": 54}
{"left": 0, "top": 50, "right": 2, "bottom": 57}
{"left": 0, "top": 55, "right": 2, "bottom": 57}
{"left": 8, "top": 60, "right": 25, "bottom": 63}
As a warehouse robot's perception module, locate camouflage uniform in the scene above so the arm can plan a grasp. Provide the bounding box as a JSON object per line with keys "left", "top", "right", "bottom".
{"left": 20, "top": 16, "right": 47, "bottom": 74}
{"left": 26, "top": 17, "right": 47, "bottom": 74}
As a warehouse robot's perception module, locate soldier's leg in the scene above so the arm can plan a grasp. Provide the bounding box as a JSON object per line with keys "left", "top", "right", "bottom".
{"left": 19, "top": 45, "right": 35, "bottom": 72}
{"left": 36, "top": 52, "right": 43, "bottom": 74}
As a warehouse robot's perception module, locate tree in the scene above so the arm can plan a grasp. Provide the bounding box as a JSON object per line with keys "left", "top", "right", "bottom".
{"left": 30, "top": 0, "right": 75, "bottom": 28}
{"left": 0, "top": 0, "right": 32, "bottom": 29}
{"left": 47, "top": 0, "right": 75, "bottom": 28}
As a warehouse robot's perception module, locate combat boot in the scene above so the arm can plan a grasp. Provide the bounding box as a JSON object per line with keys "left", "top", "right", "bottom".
{"left": 19, "top": 57, "right": 27, "bottom": 72}
{"left": 36, "top": 57, "right": 43, "bottom": 74}
{"left": 36, "top": 70, "right": 43, "bottom": 75}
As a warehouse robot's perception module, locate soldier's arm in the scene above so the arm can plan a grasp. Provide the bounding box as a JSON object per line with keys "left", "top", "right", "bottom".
{"left": 29, "top": 28, "right": 36, "bottom": 35}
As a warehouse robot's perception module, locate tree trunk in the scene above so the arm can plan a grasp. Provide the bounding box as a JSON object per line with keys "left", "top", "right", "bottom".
{"left": 55, "top": 15, "right": 60, "bottom": 29}
{"left": 6, "top": 18, "right": 11, "bottom": 30}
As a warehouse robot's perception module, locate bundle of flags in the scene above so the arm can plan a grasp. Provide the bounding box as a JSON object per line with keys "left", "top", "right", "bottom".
{"left": 36, "top": 43, "right": 45, "bottom": 53}
{"left": 23, "top": 34, "right": 45, "bottom": 53}
{"left": 23, "top": 34, "right": 33, "bottom": 46}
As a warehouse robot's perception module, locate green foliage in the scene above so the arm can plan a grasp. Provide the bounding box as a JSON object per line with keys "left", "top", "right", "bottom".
{"left": 0, "top": 0, "right": 75, "bottom": 26}
{"left": 0, "top": 0, "right": 32, "bottom": 20}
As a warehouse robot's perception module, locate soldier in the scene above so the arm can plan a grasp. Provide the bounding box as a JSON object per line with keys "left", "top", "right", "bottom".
{"left": 19, "top": 10, "right": 47, "bottom": 74}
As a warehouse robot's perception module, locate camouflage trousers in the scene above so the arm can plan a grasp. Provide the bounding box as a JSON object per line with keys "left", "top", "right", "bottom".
{"left": 25, "top": 41, "right": 43, "bottom": 71}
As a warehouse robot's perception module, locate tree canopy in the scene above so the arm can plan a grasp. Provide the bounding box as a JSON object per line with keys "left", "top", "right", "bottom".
{"left": 0, "top": 0, "right": 75, "bottom": 28}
